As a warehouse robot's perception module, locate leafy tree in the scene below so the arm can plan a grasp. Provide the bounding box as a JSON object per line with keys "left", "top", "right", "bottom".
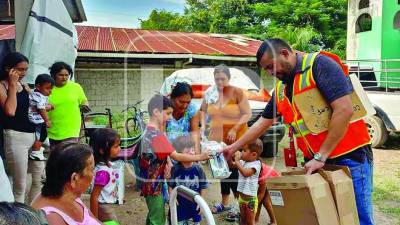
{"left": 139, "top": 0, "right": 348, "bottom": 57}
{"left": 277, "top": 26, "right": 322, "bottom": 52}
{"left": 140, "top": 9, "right": 187, "bottom": 31}
{"left": 252, "top": 0, "right": 347, "bottom": 57}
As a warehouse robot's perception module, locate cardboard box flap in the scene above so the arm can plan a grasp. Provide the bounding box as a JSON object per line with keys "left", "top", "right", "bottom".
{"left": 267, "top": 167, "right": 340, "bottom": 225}
{"left": 266, "top": 176, "right": 309, "bottom": 189}
{"left": 267, "top": 171, "right": 330, "bottom": 190}
{"left": 282, "top": 168, "right": 334, "bottom": 189}
{"left": 318, "top": 165, "right": 360, "bottom": 225}
{"left": 309, "top": 178, "right": 339, "bottom": 225}
{"left": 321, "top": 164, "right": 352, "bottom": 178}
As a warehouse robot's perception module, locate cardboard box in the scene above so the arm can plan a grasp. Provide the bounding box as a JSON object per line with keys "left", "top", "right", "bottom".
{"left": 266, "top": 169, "right": 340, "bottom": 225}
{"left": 319, "top": 165, "right": 360, "bottom": 225}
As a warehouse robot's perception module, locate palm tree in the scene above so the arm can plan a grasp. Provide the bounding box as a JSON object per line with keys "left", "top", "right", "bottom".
{"left": 278, "top": 26, "right": 321, "bottom": 52}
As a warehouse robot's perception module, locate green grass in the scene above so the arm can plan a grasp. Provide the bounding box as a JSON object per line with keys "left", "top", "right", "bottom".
{"left": 87, "top": 112, "right": 143, "bottom": 138}
{"left": 373, "top": 178, "right": 399, "bottom": 201}
{"left": 373, "top": 167, "right": 400, "bottom": 223}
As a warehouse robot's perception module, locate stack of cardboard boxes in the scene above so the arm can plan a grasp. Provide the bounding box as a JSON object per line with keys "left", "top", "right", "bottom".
{"left": 266, "top": 165, "right": 359, "bottom": 225}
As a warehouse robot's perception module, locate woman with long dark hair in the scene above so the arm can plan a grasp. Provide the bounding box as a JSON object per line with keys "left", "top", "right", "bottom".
{"left": 0, "top": 52, "right": 44, "bottom": 203}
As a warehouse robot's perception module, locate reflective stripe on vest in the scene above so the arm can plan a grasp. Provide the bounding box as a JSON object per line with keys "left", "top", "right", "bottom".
{"left": 291, "top": 119, "right": 310, "bottom": 137}
{"left": 291, "top": 53, "right": 318, "bottom": 137}
{"left": 298, "top": 53, "right": 318, "bottom": 91}
{"left": 276, "top": 54, "right": 315, "bottom": 138}
{"left": 274, "top": 51, "right": 371, "bottom": 159}
{"left": 276, "top": 81, "right": 285, "bottom": 103}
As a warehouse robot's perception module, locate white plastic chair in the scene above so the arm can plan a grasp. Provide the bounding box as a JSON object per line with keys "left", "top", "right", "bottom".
{"left": 169, "top": 185, "right": 216, "bottom": 225}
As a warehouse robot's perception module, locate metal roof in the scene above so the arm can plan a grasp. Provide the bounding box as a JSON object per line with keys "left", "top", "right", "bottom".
{"left": 76, "top": 26, "right": 261, "bottom": 56}
{"left": 0, "top": 24, "right": 14, "bottom": 40}
{"left": 0, "top": 24, "right": 261, "bottom": 57}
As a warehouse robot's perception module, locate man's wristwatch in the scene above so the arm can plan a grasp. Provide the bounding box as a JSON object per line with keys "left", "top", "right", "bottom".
{"left": 313, "top": 153, "right": 326, "bottom": 163}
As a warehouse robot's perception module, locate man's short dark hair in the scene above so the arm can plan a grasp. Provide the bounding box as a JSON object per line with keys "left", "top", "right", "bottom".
{"left": 35, "top": 74, "right": 55, "bottom": 86}
{"left": 147, "top": 94, "right": 172, "bottom": 116}
{"left": 256, "top": 38, "right": 293, "bottom": 66}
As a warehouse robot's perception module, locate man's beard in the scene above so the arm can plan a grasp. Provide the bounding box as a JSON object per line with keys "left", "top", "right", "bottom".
{"left": 279, "top": 61, "right": 295, "bottom": 84}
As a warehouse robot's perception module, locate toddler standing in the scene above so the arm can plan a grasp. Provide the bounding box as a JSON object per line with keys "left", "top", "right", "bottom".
{"left": 234, "top": 139, "right": 263, "bottom": 225}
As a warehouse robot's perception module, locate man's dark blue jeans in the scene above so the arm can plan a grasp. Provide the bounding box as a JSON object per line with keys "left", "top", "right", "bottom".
{"left": 335, "top": 157, "right": 374, "bottom": 225}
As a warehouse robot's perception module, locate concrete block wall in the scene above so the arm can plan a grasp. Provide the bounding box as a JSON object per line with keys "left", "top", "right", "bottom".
{"left": 75, "top": 64, "right": 272, "bottom": 112}
{"left": 75, "top": 66, "right": 178, "bottom": 112}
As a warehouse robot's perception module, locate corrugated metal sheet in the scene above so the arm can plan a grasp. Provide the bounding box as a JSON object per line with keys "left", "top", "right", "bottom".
{"left": 0, "top": 24, "right": 261, "bottom": 56}
{"left": 0, "top": 25, "right": 15, "bottom": 40}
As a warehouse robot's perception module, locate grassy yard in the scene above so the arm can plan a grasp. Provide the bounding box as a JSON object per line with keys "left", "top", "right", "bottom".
{"left": 84, "top": 111, "right": 146, "bottom": 138}
{"left": 372, "top": 134, "right": 400, "bottom": 225}
{"left": 374, "top": 174, "right": 400, "bottom": 219}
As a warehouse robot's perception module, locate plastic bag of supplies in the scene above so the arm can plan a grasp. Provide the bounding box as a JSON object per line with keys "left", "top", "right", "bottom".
{"left": 201, "top": 139, "right": 231, "bottom": 179}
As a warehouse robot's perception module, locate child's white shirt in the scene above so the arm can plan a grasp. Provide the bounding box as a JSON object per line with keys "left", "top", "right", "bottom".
{"left": 93, "top": 162, "right": 119, "bottom": 204}
{"left": 28, "top": 91, "right": 48, "bottom": 124}
{"left": 237, "top": 160, "right": 261, "bottom": 197}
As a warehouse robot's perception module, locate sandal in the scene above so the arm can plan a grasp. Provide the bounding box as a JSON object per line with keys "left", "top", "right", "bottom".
{"left": 225, "top": 209, "right": 240, "bottom": 222}
{"left": 211, "top": 203, "right": 229, "bottom": 214}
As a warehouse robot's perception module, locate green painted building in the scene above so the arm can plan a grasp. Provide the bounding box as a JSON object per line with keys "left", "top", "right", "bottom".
{"left": 346, "top": 0, "right": 400, "bottom": 88}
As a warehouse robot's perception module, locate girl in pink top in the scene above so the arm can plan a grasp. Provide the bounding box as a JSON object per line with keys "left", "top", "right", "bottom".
{"left": 89, "top": 128, "right": 121, "bottom": 224}
{"left": 31, "top": 143, "right": 102, "bottom": 225}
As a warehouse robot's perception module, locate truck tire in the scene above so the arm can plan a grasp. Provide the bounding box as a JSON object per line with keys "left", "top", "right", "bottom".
{"left": 364, "top": 115, "right": 389, "bottom": 148}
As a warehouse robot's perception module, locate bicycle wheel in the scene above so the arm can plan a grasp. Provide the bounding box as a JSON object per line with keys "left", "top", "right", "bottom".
{"left": 125, "top": 117, "right": 142, "bottom": 137}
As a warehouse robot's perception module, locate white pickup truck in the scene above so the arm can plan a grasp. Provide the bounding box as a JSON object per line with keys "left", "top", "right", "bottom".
{"left": 349, "top": 66, "right": 400, "bottom": 148}
{"left": 364, "top": 91, "right": 400, "bottom": 147}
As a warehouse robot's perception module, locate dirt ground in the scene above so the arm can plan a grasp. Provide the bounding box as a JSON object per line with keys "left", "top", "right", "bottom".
{"left": 82, "top": 134, "right": 400, "bottom": 225}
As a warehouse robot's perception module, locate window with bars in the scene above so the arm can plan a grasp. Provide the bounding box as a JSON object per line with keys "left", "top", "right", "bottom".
{"left": 394, "top": 11, "right": 400, "bottom": 29}
{"left": 359, "top": 0, "right": 369, "bottom": 9}
{"left": 356, "top": 13, "right": 372, "bottom": 33}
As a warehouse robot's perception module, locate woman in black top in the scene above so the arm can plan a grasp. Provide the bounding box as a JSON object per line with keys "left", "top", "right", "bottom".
{"left": 0, "top": 52, "right": 45, "bottom": 203}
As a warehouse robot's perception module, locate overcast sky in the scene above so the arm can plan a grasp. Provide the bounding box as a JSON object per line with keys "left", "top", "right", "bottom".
{"left": 78, "top": 0, "right": 186, "bottom": 28}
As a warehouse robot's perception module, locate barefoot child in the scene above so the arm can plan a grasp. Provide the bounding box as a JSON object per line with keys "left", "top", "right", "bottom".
{"left": 234, "top": 139, "right": 263, "bottom": 225}
{"left": 139, "top": 94, "right": 210, "bottom": 225}
{"left": 28, "top": 74, "right": 54, "bottom": 161}
{"left": 168, "top": 135, "right": 208, "bottom": 225}
{"left": 89, "top": 128, "right": 121, "bottom": 225}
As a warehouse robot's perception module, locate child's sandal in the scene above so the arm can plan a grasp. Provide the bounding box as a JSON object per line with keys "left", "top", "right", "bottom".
{"left": 225, "top": 210, "right": 239, "bottom": 222}
{"left": 211, "top": 203, "right": 228, "bottom": 214}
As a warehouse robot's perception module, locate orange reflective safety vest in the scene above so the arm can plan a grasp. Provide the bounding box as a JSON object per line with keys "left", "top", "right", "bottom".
{"left": 275, "top": 51, "right": 371, "bottom": 159}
